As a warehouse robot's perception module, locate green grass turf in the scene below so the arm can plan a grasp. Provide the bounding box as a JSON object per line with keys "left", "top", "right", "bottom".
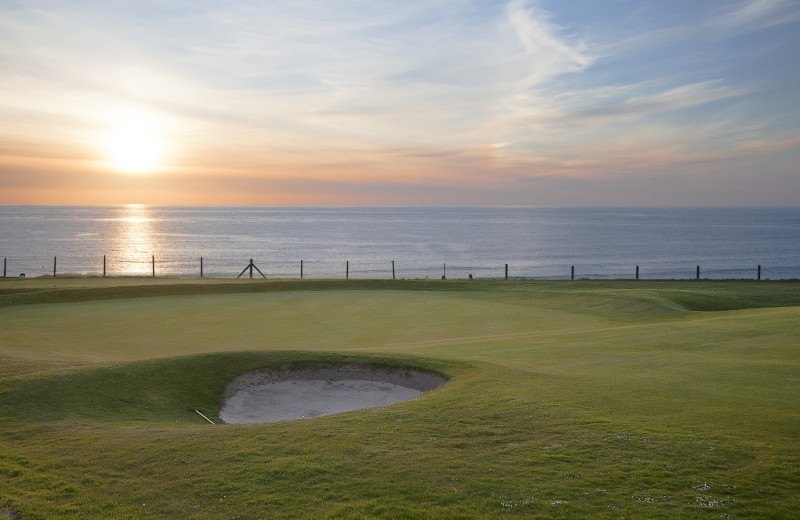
{"left": 1, "top": 278, "right": 798, "bottom": 518}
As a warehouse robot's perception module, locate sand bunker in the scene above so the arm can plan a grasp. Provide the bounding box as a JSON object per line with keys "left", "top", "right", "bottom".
{"left": 219, "top": 363, "right": 448, "bottom": 424}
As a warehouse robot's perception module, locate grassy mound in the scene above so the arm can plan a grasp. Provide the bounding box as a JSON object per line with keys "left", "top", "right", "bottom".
{"left": 0, "top": 351, "right": 454, "bottom": 425}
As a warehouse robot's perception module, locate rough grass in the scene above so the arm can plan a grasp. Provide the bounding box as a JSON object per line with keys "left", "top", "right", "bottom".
{"left": 1, "top": 278, "right": 799, "bottom": 518}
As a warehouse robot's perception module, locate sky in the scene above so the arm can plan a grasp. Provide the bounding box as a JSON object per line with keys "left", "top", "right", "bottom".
{"left": 1, "top": 0, "right": 799, "bottom": 206}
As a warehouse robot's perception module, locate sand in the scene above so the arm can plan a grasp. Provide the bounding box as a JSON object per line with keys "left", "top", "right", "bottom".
{"left": 219, "top": 363, "right": 447, "bottom": 424}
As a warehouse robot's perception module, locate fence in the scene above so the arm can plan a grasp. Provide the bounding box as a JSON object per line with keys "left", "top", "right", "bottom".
{"left": 1, "top": 256, "right": 785, "bottom": 281}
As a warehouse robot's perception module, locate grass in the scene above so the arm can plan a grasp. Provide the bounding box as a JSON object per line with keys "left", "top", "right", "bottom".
{"left": 1, "top": 278, "right": 799, "bottom": 518}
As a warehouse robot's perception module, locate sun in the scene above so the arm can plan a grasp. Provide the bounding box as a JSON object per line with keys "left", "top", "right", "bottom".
{"left": 104, "top": 110, "right": 165, "bottom": 174}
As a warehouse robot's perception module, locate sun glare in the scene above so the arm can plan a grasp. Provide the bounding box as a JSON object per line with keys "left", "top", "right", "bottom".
{"left": 104, "top": 110, "right": 165, "bottom": 174}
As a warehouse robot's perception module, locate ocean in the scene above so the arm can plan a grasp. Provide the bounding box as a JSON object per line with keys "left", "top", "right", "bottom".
{"left": 1, "top": 206, "right": 799, "bottom": 280}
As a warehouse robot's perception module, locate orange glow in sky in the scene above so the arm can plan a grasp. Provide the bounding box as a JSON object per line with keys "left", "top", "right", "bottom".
{"left": 1, "top": 1, "right": 799, "bottom": 206}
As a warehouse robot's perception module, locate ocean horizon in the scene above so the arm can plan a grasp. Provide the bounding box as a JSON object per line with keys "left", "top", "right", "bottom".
{"left": 1, "top": 205, "right": 799, "bottom": 280}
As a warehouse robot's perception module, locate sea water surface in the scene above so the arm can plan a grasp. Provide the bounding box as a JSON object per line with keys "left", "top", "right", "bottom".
{"left": 1, "top": 206, "right": 798, "bottom": 280}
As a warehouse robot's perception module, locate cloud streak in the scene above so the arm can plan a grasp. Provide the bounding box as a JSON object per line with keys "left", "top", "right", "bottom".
{"left": 504, "top": 0, "right": 594, "bottom": 88}
{"left": 717, "top": 0, "right": 800, "bottom": 31}
{"left": 565, "top": 81, "right": 751, "bottom": 122}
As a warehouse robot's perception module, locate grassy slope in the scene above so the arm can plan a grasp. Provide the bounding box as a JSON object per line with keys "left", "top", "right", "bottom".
{"left": 0, "top": 279, "right": 799, "bottom": 519}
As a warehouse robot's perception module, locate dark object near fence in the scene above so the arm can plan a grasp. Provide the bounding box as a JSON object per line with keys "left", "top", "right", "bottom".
{"left": 571, "top": 266, "right": 575, "bottom": 280}
{"left": 237, "top": 259, "right": 266, "bottom": 279}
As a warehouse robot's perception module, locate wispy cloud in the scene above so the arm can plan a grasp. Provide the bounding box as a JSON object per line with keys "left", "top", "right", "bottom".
{"left": 504, "top": 0, "right": 594, "bottom": 88}
{"left": 716, "top": 0, "right": 800, "bottom": 31}
{"left": 565, "top": 81, "right": 751, "bottom": 122}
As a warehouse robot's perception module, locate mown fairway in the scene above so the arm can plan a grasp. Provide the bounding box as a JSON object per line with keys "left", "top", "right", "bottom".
{"left": 1, "top": 278, "right": 799, "bottom": 519}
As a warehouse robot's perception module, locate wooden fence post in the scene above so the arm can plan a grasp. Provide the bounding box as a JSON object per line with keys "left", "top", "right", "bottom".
{"left": 3, "top": 258, "right": 6, "bottom": 278}
{"left": 696, "top": 265, "right": 700, "bottom": 280}
{"left": 757, "top": 264, "right": 761, "bottom": 281}
{"left": 301, "top": 260, "right": 304, "bottom": 279}
{"left": 571, "top": 266, "right": 575, "bottom": 280}
{"left": 392, "top": 260, "right": 395, "bottom": 280}
{"left": 505, "top": 264, "right": 508, "bottom": 280}
{"left": 103, "top": 255, "right": 106, "bottom": 277}
{"left": 153, "top": 255, "right": 156, "bottom": 277}
{"left": 443, "top": 262, "right": 446, "bottom": 280}
{"left": 346, "top": 260, "right": 349, "bottom": 280}
{"left": 53, "top": 256, "right": 57, "bottom": 278}
{"left": 200, "top": 257, "right": 204, "bottom": 278}
{"left": 636, "top": 265, "right": 639, "bottom": 280}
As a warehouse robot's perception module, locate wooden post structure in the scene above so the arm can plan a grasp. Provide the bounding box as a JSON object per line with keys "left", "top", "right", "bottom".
{"left": 152, "top": 255, "right": 156, "bottom": 277}
{"left": 443, "top": 262, "right": 446, "bottom": 280}
{"left": 392, "top": 260, "right": 395, "bottom": 280}
{"left": 346, "top": 260, "right": 349, "bottom": 280}
{"left": 301, "top": 260, "right": 304, "bottom": 279}
{"left": 3, "top": 258, "right": 6, "bottom": 278}
{"left": 505, "top": 263, "right": 508, "bottom": 280}
{"left": 571, "top": 266, "right": 575, "bottom": 280}
{"left": 237, "top": 259, "right": 266, "bottom": 279}
{"left": 103, "top": 255, "right": 106, "bottom": 277}
{"left": 636, "top": 265, "right": 639, "bottom": 280}
{"left": 53, "top": 256, "right": 57, "bottom": 278}
{"left": 757, "top": 264, "right": 761, "bottom": 281}
{"left": 200, "top": 257, "right": 204, "bottom": 278}
{"left": 696, "top": 265, "right": 700, "bottom": 280}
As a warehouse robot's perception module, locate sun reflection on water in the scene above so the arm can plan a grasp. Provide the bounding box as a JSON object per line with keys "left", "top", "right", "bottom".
{"left": 110, "top": 204, "right": 158, "bottom": 275}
